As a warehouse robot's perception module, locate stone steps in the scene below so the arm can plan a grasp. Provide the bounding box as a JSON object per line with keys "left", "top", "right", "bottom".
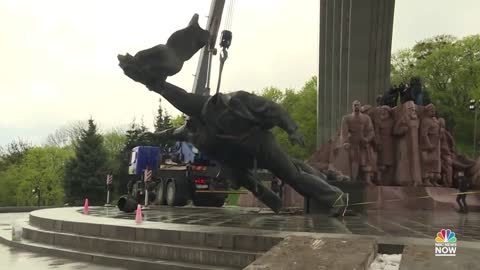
{"left": 29, "top": 212, "right": 282, "bottom": 253}
{"left": 0, "top": 208, "right": 280, "bottom": 269}
{"left": 22, "top": 224, "right": 259, "bottom": 268}
{"left": 1, "top": 234, "right": 237, "bottom": 270}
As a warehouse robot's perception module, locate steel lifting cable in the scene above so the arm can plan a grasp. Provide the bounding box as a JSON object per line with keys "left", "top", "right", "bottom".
{"left": 214, "top": 0, "right": 235, "bottom": 98}
{"left": 335, "top": 190, "right": 480, "bottom": 208}
{"left": 224, "top": 0, "right": 236, "bottom": 30}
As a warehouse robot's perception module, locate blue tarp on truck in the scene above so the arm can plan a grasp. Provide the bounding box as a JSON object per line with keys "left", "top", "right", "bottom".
{"left": 128, "top": 146, "right": 161, "bottom": 175}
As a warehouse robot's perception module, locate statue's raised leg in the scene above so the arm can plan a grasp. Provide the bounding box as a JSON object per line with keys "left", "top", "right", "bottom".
{"left": 243, "top": 130, "right": 346, "bottom": 211}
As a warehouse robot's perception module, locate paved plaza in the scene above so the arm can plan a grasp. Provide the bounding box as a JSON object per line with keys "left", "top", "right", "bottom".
{"left": 88, "top": 206, "right": 480, "bottom": 241}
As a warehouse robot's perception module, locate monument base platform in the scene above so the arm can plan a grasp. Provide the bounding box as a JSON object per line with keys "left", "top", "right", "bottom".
{"left": 2, "top": 207, "right": 480, "bottom": 270}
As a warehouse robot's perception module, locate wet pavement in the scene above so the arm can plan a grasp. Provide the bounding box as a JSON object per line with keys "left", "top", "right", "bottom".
{"left": 0, "top": 213, "right": 125, "bottom": 270}
{"left": 88, "top": 206, "right": 480, "bottom": 241}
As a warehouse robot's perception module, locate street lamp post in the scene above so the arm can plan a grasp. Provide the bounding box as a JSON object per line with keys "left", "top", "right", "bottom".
{"left": 469, "top": 99, "right": 478, "bottom": 155}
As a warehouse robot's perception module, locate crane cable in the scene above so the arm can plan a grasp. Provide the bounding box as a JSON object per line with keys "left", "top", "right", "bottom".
{"left": 214, "top": 0, "right": 236, "bottom": 98}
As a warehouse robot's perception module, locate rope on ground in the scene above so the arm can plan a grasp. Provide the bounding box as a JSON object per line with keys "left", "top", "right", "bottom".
{"left": 336, "top": 190, "right": 480, "bottom": 207}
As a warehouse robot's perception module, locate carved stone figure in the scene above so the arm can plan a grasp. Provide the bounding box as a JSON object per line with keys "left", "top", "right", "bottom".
{"left": 339, "top": 101, "right": 376, "bottom": 185}
{"left": 375, "top": 106, "right": 395, "bottom": 185}
{"left": 118, "top": 16, "right": 349, "bottom": 215}
{"left": 439, "top": 117, "right": 454, "bottom": 187}
{"left": 360, "top": 104, "right": 381, "bottom": 183}
{"left": 393, "top": 101, "right": 422, "bottom": 186}
{"left": 420, "top": 104, "right": 442, "bottom": 186}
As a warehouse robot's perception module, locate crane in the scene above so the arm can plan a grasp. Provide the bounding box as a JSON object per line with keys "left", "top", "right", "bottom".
{"left": 191, "top": 0, "right": 234, "bottom": 96}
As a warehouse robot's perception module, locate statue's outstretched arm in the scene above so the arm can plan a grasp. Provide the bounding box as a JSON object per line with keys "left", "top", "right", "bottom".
{"left": 148, "top": 81, "right": 209, "bottom": 117}
{"left": 247, "top": 96, "right": 305, "bottom": 147}
{"left": 245, "top": 95, "right": 298, "bottom": 134}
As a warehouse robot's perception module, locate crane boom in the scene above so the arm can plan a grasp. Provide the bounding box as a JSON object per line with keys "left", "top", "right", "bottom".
{"left": 191, "top": 0, "right": 226, "bottom": 96}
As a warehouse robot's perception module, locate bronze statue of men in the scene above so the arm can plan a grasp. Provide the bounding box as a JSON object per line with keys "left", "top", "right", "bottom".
{"left": 339, "top": 100, "right": 376, "bottom": 185}
{"left": 420, "top": 104, "right": 442, "bottom": 186}
{"left": 117, "top": 14, "right": 350, "bottom": 216}
{"left": 393, "top": 101, "right": 422, "bottom": 186}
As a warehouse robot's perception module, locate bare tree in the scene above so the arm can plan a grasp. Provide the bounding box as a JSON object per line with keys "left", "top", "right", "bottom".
{"left": 45, "top": 121, "right": 87, "bottom": 147}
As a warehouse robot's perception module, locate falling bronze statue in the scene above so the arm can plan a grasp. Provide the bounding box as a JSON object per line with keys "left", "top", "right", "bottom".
{"left": 118, "top": 14, "right": 349, "bottom": 216}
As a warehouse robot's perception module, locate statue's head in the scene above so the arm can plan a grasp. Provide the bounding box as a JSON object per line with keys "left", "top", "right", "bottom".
{"left": 438, "top": 117, "right": 446, "bottom": 128}
{"left": 352, "top": 100, "right": 361, "bottom": 114}
{"left": 360, "top": 105, "right": 372, "bottom": 114}
{"left": 425, "top": 104, "right": 436, "bottom": 117}
{"left": 438, "top": 117, "right": 446, "bottom": 129}
{"left": 404, "top": 101, "right": 418, "bottom": 120}
{"left": 379, "top": 106, "right": 391, "bottom": 120}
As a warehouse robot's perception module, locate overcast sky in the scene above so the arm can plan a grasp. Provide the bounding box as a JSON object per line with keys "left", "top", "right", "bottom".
{"left": 1, "top": 0, "right": 479, "bottom": 146}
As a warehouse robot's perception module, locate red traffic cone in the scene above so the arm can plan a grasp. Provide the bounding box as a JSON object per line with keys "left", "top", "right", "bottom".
{"left": 135, "top": 204, "right": 143, "bottom": 224}
{"left": 83, "top": 198, "right": 89, "bottom": 215}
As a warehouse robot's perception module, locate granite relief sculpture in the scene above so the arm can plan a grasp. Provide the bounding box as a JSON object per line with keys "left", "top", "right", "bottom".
{"left": 117, "top": 14, "right": 349, "bottom": 215}
{"left": 309, "top": 95, "right": 479, "bottom": 188}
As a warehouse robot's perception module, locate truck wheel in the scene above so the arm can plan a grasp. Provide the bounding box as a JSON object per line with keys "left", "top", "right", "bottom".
{"left": 156, "top": 180, "right": 167, "bottom": 205}
{"left": 210, "top": 197, "right": 226, "bottom": 207}
{"left": 166, "top": 180, "right": 188, "bottom": 207}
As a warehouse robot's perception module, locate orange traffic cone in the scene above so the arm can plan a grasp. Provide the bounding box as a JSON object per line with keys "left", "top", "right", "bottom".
{"left": 83, "top": 198, "right": 89, "bottom": 215}
{"left": 135, "top": 204, "right": 143, "bottom": 224}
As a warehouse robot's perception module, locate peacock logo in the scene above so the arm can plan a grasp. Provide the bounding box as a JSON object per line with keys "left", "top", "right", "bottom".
{"left": 435, "top": 229, "right": 457, "bottom": 243}
{"left": 435, "top": 229, "right": 457, "bottom": 256}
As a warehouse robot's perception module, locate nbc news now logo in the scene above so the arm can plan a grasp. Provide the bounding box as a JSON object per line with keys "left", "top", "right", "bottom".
{"left": 435, "top": 229, "right": 457, "bottom": 256}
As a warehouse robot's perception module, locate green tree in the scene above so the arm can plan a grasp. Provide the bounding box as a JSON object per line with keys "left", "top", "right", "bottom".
{"left": 390, "top": 49, "right": 417, "bottom": 86}
{"left": 116, "top": 120, "right": 152, "bottom": 195}
{"left": 154, "top": 98, "right": 173, "bottom": 132}
{"left": 0, "top": 139, "right": 32, "bottom": 205}
{"left": 0, "top": 146, "right": 71, "bottom": 206}
{"left": 0, "top": 166, "right": 20, "bottom": 206}
{"left": 64, "top": 119, "right": 109, "bottom": 205}
{"left": 171, "top": 115, "right": 186, "bottom": 128}
{"left": 103, "top": 129, "right": 127, "bottom": 174}
{"left": 390, "top": 34, "right": 480, "bottom": 156}
{"left": 16, "top": 147, "right": 71, "bottom": 206}
{"left": 260, "top": 77, "right": 318, "bottom": 160}
{"left": 45, "top": 121, "right": 87, "bottom": 147}
{"left": 0, "top": 139, "right": 31, "bottom": 171}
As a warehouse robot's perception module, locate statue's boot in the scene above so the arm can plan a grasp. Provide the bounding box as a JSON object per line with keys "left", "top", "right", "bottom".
{"left": 248, "top": 132, "right": 347, "bottom": 214}
{"left": 281, "top": 171, "right": 346, "bottom": 212}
